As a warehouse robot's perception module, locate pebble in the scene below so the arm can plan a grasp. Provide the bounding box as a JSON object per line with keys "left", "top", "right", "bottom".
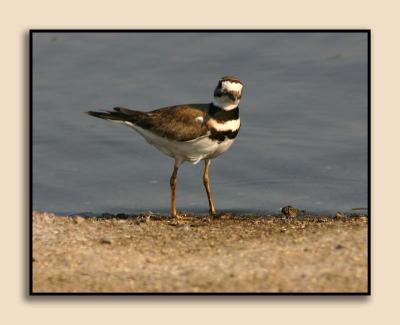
{"left": 100, "top": 237, "right": 113, "bottom": 244}
{"left": 281, "top": 206, "right": 303, "bottom": 218}
{"left": 335, "top": 212, "right": 346, "bottom": 218}
{"left": 41, "top": 212, "right": 55, "bottom": 223}
{"left": 72, "top": 216, "right": 85, "bottom": 224}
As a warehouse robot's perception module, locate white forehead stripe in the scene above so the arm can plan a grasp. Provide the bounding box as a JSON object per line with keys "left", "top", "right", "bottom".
{"left": 221, "top": 80, "right": 243, "bottom": 92}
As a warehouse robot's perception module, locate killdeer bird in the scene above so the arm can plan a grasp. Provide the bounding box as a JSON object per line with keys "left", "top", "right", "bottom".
{"left": 87, "top": 76, "right": 243, "bottom": 219}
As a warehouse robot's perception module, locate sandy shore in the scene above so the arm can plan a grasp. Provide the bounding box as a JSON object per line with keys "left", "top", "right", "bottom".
{"left": 32, "top": 211, "right": 368, "bottom": 293}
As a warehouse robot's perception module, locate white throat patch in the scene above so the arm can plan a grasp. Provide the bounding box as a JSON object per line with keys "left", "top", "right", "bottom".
{"left": 213, "top": 96, "right": 240, "bottom": 111}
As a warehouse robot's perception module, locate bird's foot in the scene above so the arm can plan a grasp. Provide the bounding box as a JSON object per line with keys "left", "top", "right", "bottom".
{"left": 171, "top": 213, "right": 184, "bottom": 220}
{"left": 205, "top": 210, "right": 217, "bottom": 222}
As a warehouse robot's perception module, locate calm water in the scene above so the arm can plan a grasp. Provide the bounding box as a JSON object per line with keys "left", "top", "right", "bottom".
{"left": 32, "top": 32, "right": 368, "bottom": 215}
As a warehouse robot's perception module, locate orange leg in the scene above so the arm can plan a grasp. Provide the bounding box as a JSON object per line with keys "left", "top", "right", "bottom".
{"left": 170, "top": 165, "right": 179, "bottom": 218}
{"left": 203, "top": 159, "right": 216, "bottom": 218}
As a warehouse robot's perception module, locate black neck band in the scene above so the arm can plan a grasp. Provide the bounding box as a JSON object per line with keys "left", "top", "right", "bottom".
{"left": 209, "top": 103, "right": 239, "bottom": 122}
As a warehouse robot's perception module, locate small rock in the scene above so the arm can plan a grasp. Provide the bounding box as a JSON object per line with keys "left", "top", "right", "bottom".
{"left": 335, "top": 244, "right": 345, "bottom": 250}
{"left": 335, "top": 212, "right": 346, "bottom": 218}
{"left": 100, "top": 237, "right": 113, "bottom": 244}
{"left": 72, "top": 216, "right": 85, "bottom": 224}
{"left": 41, "top": 212, "right": 55, "bottom": 223}
{"left": 281, "top": 206, "right": 303, "bottom": 218}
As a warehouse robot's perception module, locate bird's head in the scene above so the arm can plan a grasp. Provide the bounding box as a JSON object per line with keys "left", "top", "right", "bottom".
{"left": 213, "top": 76, "right": 244, "bottom": 111}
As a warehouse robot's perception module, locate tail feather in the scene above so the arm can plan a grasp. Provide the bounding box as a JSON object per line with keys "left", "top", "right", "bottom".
{"left": 86, "top": 107, "right": 145, "bottom": 122}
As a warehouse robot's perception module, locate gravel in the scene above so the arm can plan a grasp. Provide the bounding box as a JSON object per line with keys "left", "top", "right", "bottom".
{"left": 32, "top": 211, "right": 368, "bottom": 293}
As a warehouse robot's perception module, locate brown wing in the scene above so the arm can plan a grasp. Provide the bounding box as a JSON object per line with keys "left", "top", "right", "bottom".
{"left": 88, "top": 104, "right": 210, "bottom": 142}
{"left": 142, "top": 104, "right": 210, "bottom": 141}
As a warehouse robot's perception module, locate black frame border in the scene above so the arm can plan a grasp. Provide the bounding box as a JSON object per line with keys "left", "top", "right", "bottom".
{"left": 29, "top": 29, "right": 371, "bottom": 296}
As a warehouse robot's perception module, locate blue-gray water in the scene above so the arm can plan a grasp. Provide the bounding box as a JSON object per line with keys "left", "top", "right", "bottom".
{"left": 32, "top": 32, "right": 368, "bottom": 215}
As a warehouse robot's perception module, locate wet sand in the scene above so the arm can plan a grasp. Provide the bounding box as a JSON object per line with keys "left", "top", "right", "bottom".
{"left": 32, "top": 211, "right": 368, "bottom": 293}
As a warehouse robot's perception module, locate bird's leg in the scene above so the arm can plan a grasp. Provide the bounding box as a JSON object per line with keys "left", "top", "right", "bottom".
{"left": 203, "top": 159, "right": 216, "bottom": 218}
{"left": 170, "top": 164, "right": 179, "bottom": 219}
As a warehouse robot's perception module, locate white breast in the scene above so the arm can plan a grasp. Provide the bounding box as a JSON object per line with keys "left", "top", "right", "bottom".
{"left": 208, "top": 118, "right": 240, "bottom": 132}
{"left": 125, "top": 123, "right": 235, "bottom": 165}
